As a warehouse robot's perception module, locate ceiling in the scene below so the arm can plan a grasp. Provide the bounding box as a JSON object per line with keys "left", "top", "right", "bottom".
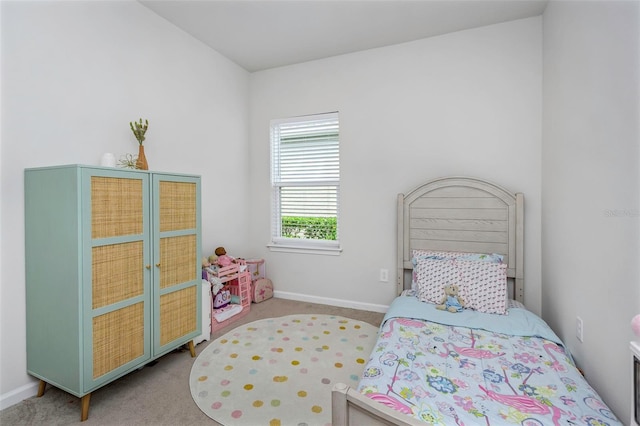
{"left": 140, "top": 0, "right": 548, "bottom": 72}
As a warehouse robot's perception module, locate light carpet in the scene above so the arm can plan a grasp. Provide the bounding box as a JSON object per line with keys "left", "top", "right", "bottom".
{"left": 190, "top": 314, "right": 378, "bottom": 426}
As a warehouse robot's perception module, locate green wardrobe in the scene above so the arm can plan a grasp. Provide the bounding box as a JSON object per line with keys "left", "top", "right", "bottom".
{"left": 24, "top": 165, "right": 201, "bottom": 421}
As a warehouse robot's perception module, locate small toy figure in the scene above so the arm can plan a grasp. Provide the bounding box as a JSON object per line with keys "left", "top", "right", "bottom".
{"left": 215, "top": 247, "right": 235, "bottom": 267}
{"left": 436, "top": 284, "right": 466, "bottom": 313}
{"left": 201, "top": 257, "right": 210, "bottom": 280}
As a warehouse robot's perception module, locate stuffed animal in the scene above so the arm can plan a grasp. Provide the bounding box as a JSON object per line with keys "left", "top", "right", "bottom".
{"left": 201, "top": 257, "right": 210, "bottom": 280}
{"left": 213, "top": 289, "right": 231, "bottom": 309}
{"left": 202, "top": 256, "right": 220, "bottom": 281}
{"left": 436, "top": 284, "right": 465, "bottom": 313}
{"left": 214, "top": 246, "right": 235, "bottom": 267}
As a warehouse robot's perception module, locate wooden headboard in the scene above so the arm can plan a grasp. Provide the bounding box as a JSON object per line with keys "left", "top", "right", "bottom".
{"left": 397, "top": 176, "right": 524, "bottom": 302}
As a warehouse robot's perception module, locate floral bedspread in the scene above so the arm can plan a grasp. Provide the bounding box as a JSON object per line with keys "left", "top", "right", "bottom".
{"left": 357, "top": 297, "right": 621, "bottom": 426}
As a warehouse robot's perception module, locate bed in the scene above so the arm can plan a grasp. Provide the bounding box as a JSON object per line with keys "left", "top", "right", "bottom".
{"left": 332, "top": 177, "right": 620, "bottom": 426}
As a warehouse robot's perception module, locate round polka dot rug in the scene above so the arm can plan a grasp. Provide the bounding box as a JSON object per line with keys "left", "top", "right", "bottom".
{"left": 189, "top": 314, "right": 378, "bottom": 426}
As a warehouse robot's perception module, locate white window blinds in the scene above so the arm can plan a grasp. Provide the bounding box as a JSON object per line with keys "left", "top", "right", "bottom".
{"left": 270, "top": 112, "right": 340, "bottom": 252}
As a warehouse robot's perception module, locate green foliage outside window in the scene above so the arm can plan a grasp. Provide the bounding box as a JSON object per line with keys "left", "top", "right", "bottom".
{"left": 281, "top": 216, "right": 337, "bottom": 241}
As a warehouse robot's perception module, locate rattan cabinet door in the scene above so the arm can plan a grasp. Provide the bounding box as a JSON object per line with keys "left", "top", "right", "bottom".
{"left": 84, "top": 171, "right": 152, "bottom": 390}
{"left": 152, "top": 175, "right": 201, "bottom": 356}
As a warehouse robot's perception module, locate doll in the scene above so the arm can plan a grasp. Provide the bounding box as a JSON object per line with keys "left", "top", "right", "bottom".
{"left": 215, "top": 246, "right": 235, "bottom": 267}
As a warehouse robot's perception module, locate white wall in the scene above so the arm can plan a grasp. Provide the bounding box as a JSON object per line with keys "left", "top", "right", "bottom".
{"left": 0, "top": 0, "right": 250, "bottom": 408}
{"left": 542, "top": 0, "right": 640, "bottom": 419}
{"left": 248, "top": 18, "right": 542, "bottom": 313}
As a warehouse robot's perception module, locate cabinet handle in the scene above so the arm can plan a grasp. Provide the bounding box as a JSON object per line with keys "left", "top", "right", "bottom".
{"left": 145, "top": 265, "right": 151, "bottom": 269}
{"left": 156, "top": 263, "right": 161, "bottom": 267}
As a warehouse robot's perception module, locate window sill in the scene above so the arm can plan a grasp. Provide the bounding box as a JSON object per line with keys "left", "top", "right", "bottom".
{"left": 267, "top": 242, "right": 342, "bottom": 256}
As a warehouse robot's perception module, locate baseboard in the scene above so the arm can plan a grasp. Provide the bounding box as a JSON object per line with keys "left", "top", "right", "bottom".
{"left": 273, "top": 290, "right": 389, "bottom": 314}
{"left": 0, "top": 380, "right": 39, "bottom": 411}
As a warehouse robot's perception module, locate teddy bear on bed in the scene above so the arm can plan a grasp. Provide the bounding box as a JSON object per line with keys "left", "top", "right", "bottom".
{"left": 436, "top": 284, "right": 466, "bottom": 313}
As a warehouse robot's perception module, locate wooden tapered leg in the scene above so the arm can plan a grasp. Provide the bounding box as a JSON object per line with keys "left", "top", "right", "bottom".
{"left": 188, "top": 340, "right": 196, "bottom": 358}
{"left": 80, "top": 393, "right": 91, "bottom": 422}
{"left": 36, "top": 380, "right": 46, "bottom": 397}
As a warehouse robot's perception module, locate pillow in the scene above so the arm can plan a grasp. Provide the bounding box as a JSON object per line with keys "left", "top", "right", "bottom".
{"left": 411, "top": 249, "right": 504, "bottom": 264}
{"left": 456, "top": 260, "right": 507, "bottom": 315}
{"left": 413, "top": 257, "right": 508, "bottom": 315}
{"left": 410, "top": 250, "right": 505, "bottom": 293}
{"left": 414, "top": 258, "right": 459, "bottom": 303}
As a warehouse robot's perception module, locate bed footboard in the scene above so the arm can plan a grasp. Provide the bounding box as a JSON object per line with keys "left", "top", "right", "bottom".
{"left": 331, "top": 383, "right": 425, "bottom": 426}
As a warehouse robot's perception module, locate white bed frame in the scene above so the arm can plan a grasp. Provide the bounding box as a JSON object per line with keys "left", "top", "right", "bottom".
{"left": 332, "top": 176, "right": 524, "bottom": 426}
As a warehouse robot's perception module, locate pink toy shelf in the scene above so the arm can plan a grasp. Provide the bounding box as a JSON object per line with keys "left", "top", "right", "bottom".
{"left": 209, "top": 260, "right": 251, "bottom": 334}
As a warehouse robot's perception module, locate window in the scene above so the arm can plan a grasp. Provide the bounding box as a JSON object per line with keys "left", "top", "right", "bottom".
{"left": 269, "top": 112, "right": 340, "bottom": 254}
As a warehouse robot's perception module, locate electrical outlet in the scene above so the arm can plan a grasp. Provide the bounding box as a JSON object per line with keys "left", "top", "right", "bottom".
{"left": 576, "top": 316, "right": 584, "bottom": 342}
{"left": 379, "top": 269, "right": 389, "bottom": 282}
